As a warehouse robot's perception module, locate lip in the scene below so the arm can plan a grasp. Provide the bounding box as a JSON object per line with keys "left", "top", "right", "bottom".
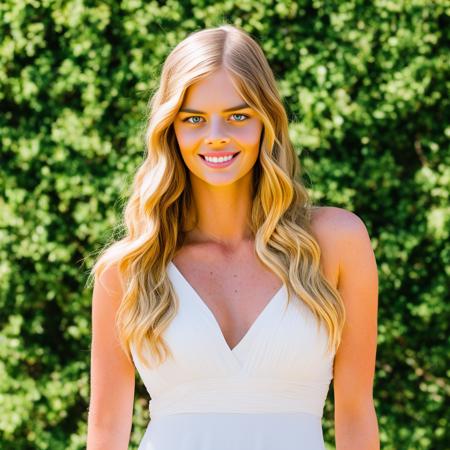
{"left": 199, "top": 152, "right": 240, "bottom": 168}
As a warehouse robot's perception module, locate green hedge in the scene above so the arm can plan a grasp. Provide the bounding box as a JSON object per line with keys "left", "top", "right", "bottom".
{"left": 1, "top": 0, "right": 448, "bottom": 448}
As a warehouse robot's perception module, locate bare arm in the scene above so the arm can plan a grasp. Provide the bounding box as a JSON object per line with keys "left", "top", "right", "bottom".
{"left": 86, "top": 263, "right": 136, "bottom": 450}
{"left": 333, "top": 210, "right": 380, "bottom": 450}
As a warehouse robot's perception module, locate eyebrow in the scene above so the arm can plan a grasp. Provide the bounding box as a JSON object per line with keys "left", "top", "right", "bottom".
{"left": 179, "top": 103, "right": 250, "bottom": 114}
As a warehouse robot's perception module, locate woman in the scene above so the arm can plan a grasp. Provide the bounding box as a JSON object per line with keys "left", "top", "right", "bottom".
{"left": 86, "top": 24, "right": 380, "bottom": 450}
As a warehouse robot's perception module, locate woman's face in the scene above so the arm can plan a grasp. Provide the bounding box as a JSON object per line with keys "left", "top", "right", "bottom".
{"left": 173, "top": 67, "right": 264, "bottom": 187}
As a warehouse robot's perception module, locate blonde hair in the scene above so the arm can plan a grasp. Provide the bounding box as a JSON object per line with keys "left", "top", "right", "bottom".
{"left": 86, "top": 24, "right": 345, "bottom": 368}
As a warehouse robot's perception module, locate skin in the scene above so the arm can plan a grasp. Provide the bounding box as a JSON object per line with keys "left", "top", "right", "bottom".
{"left": 173, "top": 66, "right": 263, "bottom": 249}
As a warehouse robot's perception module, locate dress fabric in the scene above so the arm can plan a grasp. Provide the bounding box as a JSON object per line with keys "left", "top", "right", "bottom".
{"left": 131, "top": 261, "right": 336, "bottom": 450}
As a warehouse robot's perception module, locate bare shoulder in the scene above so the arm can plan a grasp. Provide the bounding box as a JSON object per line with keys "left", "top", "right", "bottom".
{"left": 96, "top": 262, "right": 126, "bottom": 299}
{"left": 310, "top": 206, "right": 370, "bottom": 252}
{"left": 309, "top": 206, "right": 371, "bottom": 286}
{"left": 310, "top": 205, "right": 366, "bottom": 233}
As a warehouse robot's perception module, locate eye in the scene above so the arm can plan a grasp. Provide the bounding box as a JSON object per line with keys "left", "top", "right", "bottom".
{"left": 183, "top": 116, "right": 204, "bottom": 124}
{"left": 182, "top": 113, "right": 250, "bottom": 124}
{"left": 231, "top": 113, "right": 249, "bottom": 122}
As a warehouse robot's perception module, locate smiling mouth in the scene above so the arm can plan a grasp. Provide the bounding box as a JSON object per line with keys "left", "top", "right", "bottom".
{"left": 199, "top": 152, "right": 240, "bottom": 160}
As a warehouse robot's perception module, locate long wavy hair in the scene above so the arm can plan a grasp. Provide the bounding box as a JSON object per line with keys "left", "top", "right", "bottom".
{"left": 87, "top": 24, "right": 346, "bottom": 368}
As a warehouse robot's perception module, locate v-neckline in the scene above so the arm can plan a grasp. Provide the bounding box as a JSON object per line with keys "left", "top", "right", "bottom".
{"left": 168, "top": 261, "right": 286, "bottom": 354}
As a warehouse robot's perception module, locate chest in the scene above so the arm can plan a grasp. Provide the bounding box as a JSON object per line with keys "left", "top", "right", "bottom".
{"left": 175, "top": 255, "right": 276, "bottom": 332}
{"left": 171, "top": 241, "right": 338, "bottom": 351}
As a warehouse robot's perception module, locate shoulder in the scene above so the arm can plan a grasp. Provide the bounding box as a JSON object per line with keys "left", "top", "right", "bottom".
{"left": 310, "top": 206, "right": 370, "bottom": 249}
{"left": 95, "top": 262, "right": 126, "bottom": 298}
{"left": 310, "top": 206, "right": 373, "bottom": 282}
{"left": 310, "top": 206, "right": 367, "bottom": 233}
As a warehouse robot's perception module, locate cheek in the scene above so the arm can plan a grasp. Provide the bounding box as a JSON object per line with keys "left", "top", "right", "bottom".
{"left": 234, "top": 122, "right": 263, "bottom": 147}
{"left": 174, "top": 126, "right": 201, "bottom": 151}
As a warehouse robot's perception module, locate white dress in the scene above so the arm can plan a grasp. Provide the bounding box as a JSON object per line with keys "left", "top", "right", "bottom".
{"left": 131, "top": 261, "right": 336, "bottom": 450}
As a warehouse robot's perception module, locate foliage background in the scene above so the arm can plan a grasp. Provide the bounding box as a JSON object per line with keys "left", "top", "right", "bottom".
{"left": 1, "top": 0, "right": 448, "bottom": 448}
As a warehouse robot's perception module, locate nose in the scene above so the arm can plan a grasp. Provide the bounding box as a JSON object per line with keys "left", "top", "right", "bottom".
{"left": 204, "top": 119, "right": 231, "bottom": 146}
{"left": 205, "top": 136, "right": 230, "bottom": 145}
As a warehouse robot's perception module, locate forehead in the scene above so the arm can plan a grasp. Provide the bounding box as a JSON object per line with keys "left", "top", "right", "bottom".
{"left": 181, "top": 68, "right": 245, "bottom": 110}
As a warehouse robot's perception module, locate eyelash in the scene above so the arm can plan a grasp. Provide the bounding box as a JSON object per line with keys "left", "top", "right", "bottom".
{"left": 182, "top": 113, "right": 249, "bottom": 124}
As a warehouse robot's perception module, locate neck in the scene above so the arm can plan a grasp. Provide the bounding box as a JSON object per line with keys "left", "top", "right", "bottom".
{"left": 185, "top": 172, "right": 254, "bottom": 250}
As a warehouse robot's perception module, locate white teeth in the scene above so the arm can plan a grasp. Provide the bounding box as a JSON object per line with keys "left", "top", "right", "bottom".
{"left": 204, "top": 154, "right": 234, "bottom": 163}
